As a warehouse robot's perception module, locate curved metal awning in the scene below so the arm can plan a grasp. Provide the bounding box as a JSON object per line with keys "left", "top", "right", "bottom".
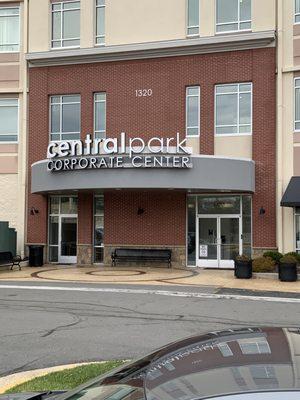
{"left": 31, "top": 155, "right": 255, "bottom": 194}
{"left": 281, "top": 177, "right": 300, "bottom": 207}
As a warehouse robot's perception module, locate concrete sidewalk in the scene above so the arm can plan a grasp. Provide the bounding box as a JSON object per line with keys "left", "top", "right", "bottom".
{"left": 0, "top": 265, "right": 299, "bottom": 293}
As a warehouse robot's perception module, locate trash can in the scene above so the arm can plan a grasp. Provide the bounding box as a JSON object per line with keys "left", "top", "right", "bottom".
{"left": 29, "top": 245, "right": 44, "bottom": 267}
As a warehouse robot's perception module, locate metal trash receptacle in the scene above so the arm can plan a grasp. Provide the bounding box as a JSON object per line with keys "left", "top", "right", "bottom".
{"left": 29, "top": 245, "right": 44, "bottom": 267}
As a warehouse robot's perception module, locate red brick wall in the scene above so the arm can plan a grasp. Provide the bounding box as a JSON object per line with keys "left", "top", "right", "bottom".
{"left": 104, "top": 191, "right": 186, "bottom": 245}
{"left": 27, "top": 47, "right": 276, "bottom": 249}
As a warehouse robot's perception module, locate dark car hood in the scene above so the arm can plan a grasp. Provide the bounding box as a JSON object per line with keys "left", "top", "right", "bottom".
{"left": 0, "top": 393, "right": 65, "bottom": 400}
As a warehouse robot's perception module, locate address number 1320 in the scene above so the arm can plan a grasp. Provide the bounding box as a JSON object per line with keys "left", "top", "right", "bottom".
{"left": 135, "top": 89, "right": 153, "bottom": 97}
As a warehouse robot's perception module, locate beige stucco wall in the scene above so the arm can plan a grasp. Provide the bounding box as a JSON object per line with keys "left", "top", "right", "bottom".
{"left": 186, "top": 137, "right": 200, "bottom": 154}
{"left": 0, "top": 174, "right": 18, "bottom": 230}
{"left": 28, "top": 0, "right": 277, "bottom": 51}
{"left": 214, "top": 136, "right": 252, "bottom": 159}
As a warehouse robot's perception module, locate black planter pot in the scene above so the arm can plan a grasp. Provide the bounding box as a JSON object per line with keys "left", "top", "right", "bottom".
{"left": 234, "top": 260, "right": 252, "bottom": 279}
{"left": 278, "top": 262, "right": 298, "bottom": 282}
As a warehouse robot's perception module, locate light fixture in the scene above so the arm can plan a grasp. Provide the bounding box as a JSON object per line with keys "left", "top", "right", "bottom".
{"left": 30, "top": 207, "right": 39, "bottom": 216}
{"left": 259, "top": 207, "right": 266, "bottom": 215}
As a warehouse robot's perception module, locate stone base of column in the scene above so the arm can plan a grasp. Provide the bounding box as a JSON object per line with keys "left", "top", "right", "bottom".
{"left": 77, "top": 244, "right": 93, "bottom": 265}
{"left": 252, "top": 247, "right": 278, "bottom": 258}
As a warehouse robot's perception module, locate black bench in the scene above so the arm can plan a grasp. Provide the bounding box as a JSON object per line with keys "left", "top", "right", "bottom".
{"left": 111, "top": 248, "right": 172, "bottom": 268}
{"left": 0, "top": 251, "right": 22, "bottom": 270}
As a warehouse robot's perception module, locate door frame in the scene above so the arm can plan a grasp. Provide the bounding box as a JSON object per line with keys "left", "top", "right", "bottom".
{"left": 58, "top": 214, "right": 78, "bottom": 264}
{"left": 196, "top": 214, "right": 242, "bottom": 269}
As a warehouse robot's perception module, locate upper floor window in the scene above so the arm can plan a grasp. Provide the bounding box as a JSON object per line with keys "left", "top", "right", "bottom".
{"left": 215, "top": 83, "right": 252, "bottom": 136}
{"left": 94, "top": 93, "right": 106, "bottom": 139}
{"left": 0, "top": 99, "right": 18, "bottom": 142}
{"left": 50, "top": 95, "right": 80, "bottom": 141}
{"left": 96, "top": 0, "right": 105, "bottom": 45}
{"left": 216, "top": 0, "right": 251, "bottom": 33}
{"left": 296, "top": 0, "right": 300, "bottom": 23}
{"left": 187, "top": 0, "right": 199, "bottom": 36}
{"left": 0, "top": 7, "right": 20, "bottom": 52}
{"left": 51, "top": 1, "right": 80, "bottom": 49}
{"left": 295, "top": 78, "right": 300, "bottom": 131}
{"left": 186, "top": 86, "right": 200, "bottom": 137}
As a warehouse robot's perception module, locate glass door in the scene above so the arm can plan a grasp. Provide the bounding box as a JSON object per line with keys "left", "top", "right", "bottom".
{"left": 198, "top": 216, "right": 241, "bottom": 268}
{"left": 59, "top": 216, "right": 77, "bottom": 264}
{"left": 198, "top": 217, "right": 218, "bottom": 267}
{"left": 219, "top": 217, "right": 240, "bottom": 268}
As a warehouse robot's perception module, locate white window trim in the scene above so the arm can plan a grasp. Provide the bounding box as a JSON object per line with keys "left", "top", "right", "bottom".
{"left": 93, "top": 194, "right": 104, "bottom": 264}
{"left": 51, "top": 1, "right": 80, "bottom": 50}
{"left": 186, "top": 86, "right": 200, "bottom": 138}
{"left": 214, "top": 82, "right": 253, "bottom": 137}
{"left": 186, "top": 0, "right": 200, "bottom": 37}
{"left": 0, "top": 98, "right": 19, "bottom": 143}
{"left": 0, "top": 6, "right": 20, "bottom": 53}
{"left": 94, "top": 92, "right": 106, "bottom": 139}
{"left": 295, "top": 207, "right": 300, "bottom": 253}
{"left": 49, "top": 94, "right": 81, "bottom": 142}
{"left": 215, "top": 0, "right": 252, "bottom": 34}
{"left": 95, "top": 0, "right": 105, "bottom": 46}
{"left": 294, "top": 77, "right": 300, "bottom": 132}
{"left": 295, "top": 0, "right": 300, "bottom": 24}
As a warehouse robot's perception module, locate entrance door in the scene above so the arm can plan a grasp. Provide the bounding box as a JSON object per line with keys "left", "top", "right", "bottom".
{"left": 59, "top": 216, "right": 77, "bottom": 264}
{"left": 198, "top": 216, "right": 241, "bottom": 268}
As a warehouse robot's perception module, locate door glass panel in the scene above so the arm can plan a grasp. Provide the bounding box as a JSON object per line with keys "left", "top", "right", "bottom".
{"left": 61, "top": 197, "right": 78, "bottom": 214}
{"left": 220, "top": 218, "right": 240, "bottom": 260}
{"left": 187, "top": 197, "right": 196, "bottom": 266}
{"left": 198, "top": 218, "right": 217, "bottom": 260}
{"left": 61, "top": 217, "right": 77, "bottom": 257}
{"left": 198, "top": 196, "right": 240, "bottom": 215}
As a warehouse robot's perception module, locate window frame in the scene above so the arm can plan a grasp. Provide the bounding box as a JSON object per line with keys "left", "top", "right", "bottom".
{"left": 296, "top": 0, "right": 300, "bottom": 24}
{"left": 93, "top": 195, "right": 104, "bottom": 264}
{"left": 214, "top": 82, "right": 253, "bottom": 137}
{"left": 95, "top": 0, "right": 105, "bottom": 46}
{"left": 215, "top": 0, "right": 252, "bottom": 34}
{"left": 294, "top": 78, "right": 300, "bottom": 132}
{"left": 0, "top": 6, "right": 20, "bottom": 53}
{"left": 186, "top": 0, "right": 200, "bottom": 38}
{"left": 49, "top": 94, "right": 81, "bottom": 142}
{"left": 50, "top": 1, "right": 80, "bottom": 50}
{"left": 94, "top": 92, "right": 106, "bottom": 139}
{"left": 186, "top": 86, "right": 200, "bottom": 138}
{"left": 238, "top": 338, "right": 271, "bottom": 355}
{"left": 0, "top": 98, "right": 19, "bottom": 143}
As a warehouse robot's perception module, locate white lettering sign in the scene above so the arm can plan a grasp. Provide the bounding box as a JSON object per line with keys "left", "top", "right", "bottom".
{"left": 46, "top": 132, "right": 193, "bottom": 172}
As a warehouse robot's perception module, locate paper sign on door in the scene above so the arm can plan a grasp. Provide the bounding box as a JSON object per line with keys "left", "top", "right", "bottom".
{"left": 199, "top": 245, "right": 208, "bottom": 258}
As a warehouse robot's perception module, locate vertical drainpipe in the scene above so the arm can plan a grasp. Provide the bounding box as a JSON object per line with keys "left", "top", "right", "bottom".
{"left": 21, "top": 0, "right": 29, "bottom": 257}
{"left": 276, "top": 0, "right": 284, "bottom": 253}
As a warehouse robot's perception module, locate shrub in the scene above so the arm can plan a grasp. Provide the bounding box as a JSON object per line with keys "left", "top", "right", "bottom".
{"left": 235, "top": 254, "right": 251, "bottom": 262}
{"left": 280, "top": 254, "right": 298, "bottom": 264}
{"left": 252, "top": 256, "right": 276, "bottom": 273}
{"left": 284, "top": 252, "right": 300, "bottom": 264}
{"left": 263, "top": 251, "right": 283, "bottom": 264}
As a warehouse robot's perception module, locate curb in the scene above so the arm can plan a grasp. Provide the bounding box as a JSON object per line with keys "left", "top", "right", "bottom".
{"left": 0, "top": 362, "right": 100, "bottom": 394}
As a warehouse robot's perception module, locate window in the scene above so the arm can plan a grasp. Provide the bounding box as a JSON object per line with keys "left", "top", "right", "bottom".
{"left": 94, "top": 93, "right": 106, "bottom": 139}
{"left": 215, "top": 83, "right": 252, "bottom": 135}
{"left": 50, "top": 95, "right": 81, "bottom": 141}
{"left": 94, "top": 196, "right": 104, "bottom": 263}
{"left": 0, "top": 99, "right": 18, "bottom": 142}
{"left": 51, "top": 1, "right": 80, "bottom": 49}
{"left": 218, "top": 343, "right": 233, "bottom": 357}
{"left": 296, "top": 0, "right": 300, "bottom": 23}
{"left": 238, "top": 337, "right": 271, "bottom": 355}
{"left": 187, "top": 0, "right": 199, "bottom": 36}
{"left": 96, "top": 0, "right": 105, "bottom": 45}
{"left": 295, "top": 207, "right": 300, "bottom": 254}
{"left": 295, "top": 79, "right": 300, "bottom": 131}
{"left": 216, "top": 0, "right": 251, "bottom": 33}
{"left": 0, "top": 7, "right": 20, "bottom": 52}
{"left": 186, "top": 86, "right": 200, "bottom": 137}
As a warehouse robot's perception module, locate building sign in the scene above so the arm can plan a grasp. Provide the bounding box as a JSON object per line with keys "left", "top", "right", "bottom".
{"left": 199, "top": 245, "right": 208, "bottom": 258}
{"left": 47, "top": 132, "right": 192, "bottom": 172}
